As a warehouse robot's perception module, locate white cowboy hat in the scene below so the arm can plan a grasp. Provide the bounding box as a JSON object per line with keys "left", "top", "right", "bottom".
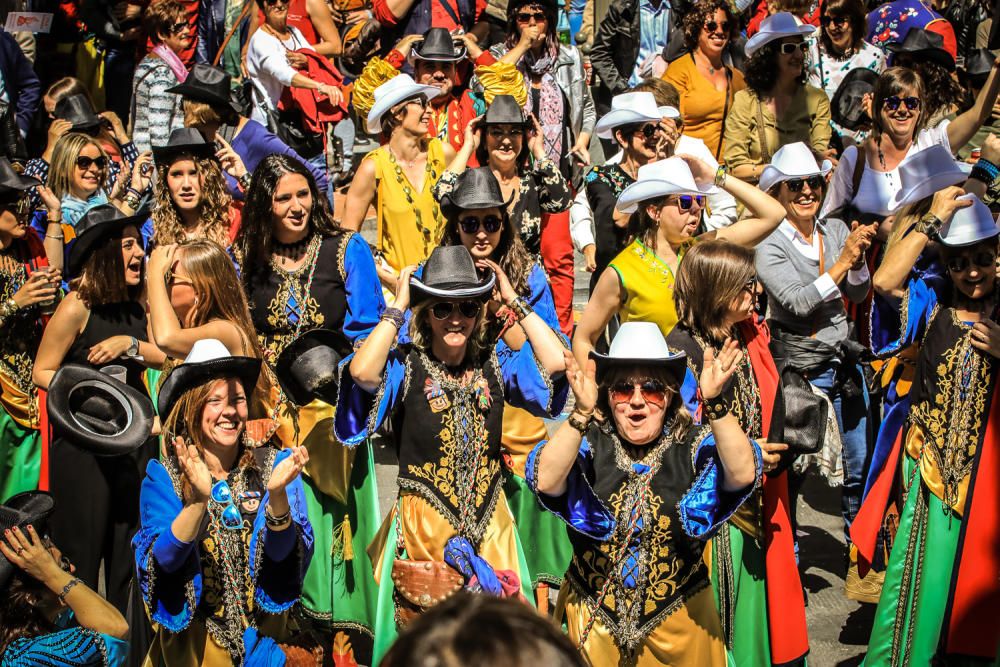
{"left": 745, "top": 12, "right": 815, "bottom": 58}
{"left": 938, "top": 193, "right": 1000, "bottom": 247}
{"left": 658, "top": 106, "right": 681, "bottom": 120}
{"left": 595, "top": 92, "right": 664, "bottom": 139}
{"left": 758, "top": 141, "right": 833, "bottom": 193}
{"left": 616, "top": 157, "right": 717, "bottom": 214}
{"left": 589, "top": 322, "right": 687, "bottom": 380}
{"left": 888, "top": 144, "right": 968, "bottom": 211}
{"left": 366, "top": 73, "right": 442, "bottom": 133}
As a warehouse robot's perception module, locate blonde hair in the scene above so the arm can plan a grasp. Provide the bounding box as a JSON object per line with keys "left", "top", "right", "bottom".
{"left": 152, "top": 157, "right": 233, "bottom": 247}
{"left": 49, "top": 133, "right": 107, "bottom": 200}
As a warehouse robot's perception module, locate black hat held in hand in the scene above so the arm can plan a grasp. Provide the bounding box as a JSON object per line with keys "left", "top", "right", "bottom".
{"left": 830, "top": 67, "right": 879, "bottom": 132}
{"left": 53, "top": 94, "right": 103, "bottom": 134}
{"left": 0, "top": 491, "right": 56, "bottom": 591}
{"left": 274, "top": 328, "right": 350, "bottom": 407}
{"left": 166, "top": 64, "right": 242, "bottom": 113}
{"left": 0, "top": 157, "right": 39, "bottom": 195}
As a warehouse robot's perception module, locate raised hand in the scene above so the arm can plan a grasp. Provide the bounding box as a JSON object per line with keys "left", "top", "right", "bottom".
{"left": 393, "top": 265, "right": 418, "bottom": 310}
{"left": 564, "top": 350, "right": 598, "bottom": 415}
{"left": 266, "top": 446, "right": 310, "bottom": 496}
{"left": 0, "top": 525, "right": 65, "bottom": 588}
{"left": 700, "top": 338, "right": 742, "bottom": 400}
{"left": 174, "top": 437, "right": 213, "bottom": 503}
{"left": 675, "top": 153, "right": 715, "bottom": 188}
{"left": 476, "top": 258, "right": 517, "bottom": 305}
{"left": 214, "top": 134, "right": 248, "bottom": 180}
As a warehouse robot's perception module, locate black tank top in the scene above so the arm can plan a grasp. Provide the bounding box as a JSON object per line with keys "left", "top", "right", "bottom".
{"left": 66, "top": 300, "right": 150, "bottom": 396}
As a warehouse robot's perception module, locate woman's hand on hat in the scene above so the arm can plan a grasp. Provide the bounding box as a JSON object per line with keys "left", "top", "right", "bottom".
{"left": 929, "top": 185, "right": 972, "bottom": 225}
{"left": 147, "top": 244, "right": 177, "bottom": 283}
{"left": 0, "top": 525, "right": 65, "bottom": 590}
{"left": 99, "top": 111, "right": 129, "bottom": 144}
{"left": 45, "top": 119, "right": 72, "bottom": 158}
{"left": 758, "top": 438, "right": 789, "bottom": 474}
{"left": 394, "top": 34, "right": 424, "bottom": 59}
{"left": 477, "top": 258, "right": 517, "bottom": 305}
{"left": 563, "top": 350, "right": 598, "bottom": 415}
{"left": 267, "top": 445, "right": 310, "bottom": 498}
{"left": 393, "top": 265, "right": 418, "bottom": 310}
{"left": 215, "top": 135, "right": 248, "bottom": 180}
{"left": 174, "top": 437, "right": 213, "bottom": 503}
{"left": 131, "top": 151, "right": 154, "bottom": 192}
{"left": 12, "top": 269, "right": 59, "bottom": 309}
{"left": 700, "top": 339, "right": 742, "bottom": 401}
{"left": 464, "top": 115, "right": 484, "bottom": 152}
{"left": 87, "top": 335, "right": 134, "bottom": 365}
{"left": 861, "top": 93, "right": 873, "bottom": 123}
{"left": 460, "top": 32, "right": 483, "bottom": 60}
{"left": 676, "top": 153, "right": 714, "bottom": 188}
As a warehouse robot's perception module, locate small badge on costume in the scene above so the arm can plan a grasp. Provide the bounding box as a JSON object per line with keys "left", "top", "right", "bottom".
{"left": 474, "top": 377, "right": 491, "bottom": 411}
{"left": 239, "top": 490, "right": 262, "bottom": 514}
{"left": 424, "top": 378, "right": 451, "bottom": 412}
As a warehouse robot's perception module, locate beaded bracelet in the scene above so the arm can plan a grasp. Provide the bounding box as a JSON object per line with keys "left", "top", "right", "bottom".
{"left": 265, "top": 505, "right": 291, "bottom": 527}
{"left": 971, "top": 166, "right": 998, "bottom": 185}
{"left": 381, "top": 307, "right": 405, "bottom": 329}
{"left": 714, "top": 164, "right": 728, "bottom": 188}
{"left": 58, "top": 577, "right": 81, "bottom": 603}
{"left": 975, "top": 157, "right": 1000, "bottom": 181}
{"left": 1, "top": 297, "right": 19, "bottom": 318}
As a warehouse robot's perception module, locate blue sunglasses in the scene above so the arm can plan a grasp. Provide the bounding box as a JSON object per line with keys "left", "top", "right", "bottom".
{"left": 211, "top": 480, "right": 243, "bottom": 531}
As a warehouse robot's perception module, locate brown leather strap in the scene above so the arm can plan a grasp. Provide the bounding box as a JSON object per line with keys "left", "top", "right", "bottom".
{"left": 213, "top": 0, "right": 255, "bottom": 67}
{"left": 755, "top": 93, "right": 771, "bottom": 165}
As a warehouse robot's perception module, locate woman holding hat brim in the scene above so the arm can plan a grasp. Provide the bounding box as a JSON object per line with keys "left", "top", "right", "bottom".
{"left": 0, "top": 492, "right": 129, "bottom": 666}
{"left": 529, "top": 321, "right": 761, "bottom": 665}
{"left": 435, "top": 95, "right": 571, "bottom": 256}
{"left": 32, "top": 204, "right": 165, "bottom": 627}
{"left": 336, "top": 244, "right": 567, "bottom": 662}
{"left": 849, "top": 193, "right": 1000, "bottom": 664}
{"left": 573, "top": 154, "right": 786, "bottom": 365}
{"left": 133, "top": 340, "right": 314, "bottom": 666}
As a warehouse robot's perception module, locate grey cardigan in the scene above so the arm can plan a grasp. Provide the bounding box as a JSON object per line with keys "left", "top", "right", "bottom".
{"left": 755, "top": 218, "right": 870, "bottom": 349}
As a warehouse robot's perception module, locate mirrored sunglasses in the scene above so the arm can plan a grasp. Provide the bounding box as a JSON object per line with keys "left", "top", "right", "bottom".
{"left": 609, "top": 379, "right": 669, "bottom": 408}
{"left": 210, "top": 479, "right": 243, "bottom": 530}
{"left": 669, "top": 194, "right": 706, "bottom": 211}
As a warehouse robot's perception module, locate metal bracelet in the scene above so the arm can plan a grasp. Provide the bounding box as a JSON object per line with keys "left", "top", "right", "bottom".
{"left": 704, "top": 396, "right": 730, "bottom": 421}
{"left": 509, "top": 296, "right": 532, "bottom": 321}
{"left": 57, "top": 577, "right": 81, "bottom": 603}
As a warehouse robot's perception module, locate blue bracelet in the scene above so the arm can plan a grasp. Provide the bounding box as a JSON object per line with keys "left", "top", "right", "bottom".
{"left": 974, "top": 158, "right": 1000, "bottom": 181}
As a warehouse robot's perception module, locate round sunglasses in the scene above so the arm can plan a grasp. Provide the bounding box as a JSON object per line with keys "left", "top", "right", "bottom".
{"left": 75, "top": 155, "right": 108, "bottom": 170}
{"left": 609, "top": 379, "right": 670, "bottom": 408}
{"left": 785, "top": 175, "right": 825, "bottom": 192}
{"left": 703, "top": 20, "right": 730, "bottom": 33}
{"left": 883, "top": 96, "right": 921, "bottom": 111}
{"left": 459, "top": 214, "right": 503, "bottom": 234}
{"left": 431, "top": 300, "right": 482, "bottom": 320}
{"left": 945, "top": 251, "right": 996, "bottom": 274}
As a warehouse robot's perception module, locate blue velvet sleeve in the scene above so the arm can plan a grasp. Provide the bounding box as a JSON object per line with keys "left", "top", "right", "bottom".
{"left": 250, "top": 448, "right": 314, "bottom": 613}
{"left": 131, "top": 460, "right": 202, "bottom": 632}
{"left": 679, "top": 433, "right": 763, "bottom": 540}
{"left": 341, "top": 232, "right": 386, "bottom": 345}
{"left": 151, "top": 530, "right": 195, "bottom": 575}
{"left": 498, "top": 342, "right": 568, "bottom": 419}
{"left": 874, "top": 275, "right": 939, "bottom": 357}
{"left": 525, "top": 439, "right": 615, "bottom": 539}
{"left": 1, "top": 629, "right": 128, "bottom": 667}
{"left": 333, "top": 350, "right": 407, "bottom": 447}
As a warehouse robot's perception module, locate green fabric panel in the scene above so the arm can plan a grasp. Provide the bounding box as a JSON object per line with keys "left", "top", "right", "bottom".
{"left": 0, "top": 407, "right": 39, "bottom": 502}
{"left": 712, "top": 524, "right": 771, "bottom": 667}
{"left": 503, "top": 471, "right": 573, "bottom": 589}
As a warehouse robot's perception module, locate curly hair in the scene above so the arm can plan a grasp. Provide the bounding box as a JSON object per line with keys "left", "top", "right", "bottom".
{"left": 440, "top": 205, "right": 534, "bottom": 298}
{"left": 48, "top": 133, "right": 108, "bottom": 201}
{"left": 744, "top": 41, "right": 806, "bottom": 96}
{"left": 151, "top": 154, "right": 233, "bottom": 247}
{"left": 900, "top": 59, "right": 963, "bottom": 121}
{"left": 408, "top": 300, "right": 493, "bottom": 363}
{"left": 0, "top": 573, "right": 59, "bottom": 655}
{"left": 233, "top": 154, "right": 341, "bottom": 286}
{"left": 681, "top": 0, "right": 739, "bottom": 54}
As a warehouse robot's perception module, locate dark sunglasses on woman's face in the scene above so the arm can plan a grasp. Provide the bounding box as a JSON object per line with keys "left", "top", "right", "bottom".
{"left": 821, "top": 15, "right": 850, "bottom": 28}
{"left": 742, "top": 276, "right": 758, "bottom": 294}
{"left": 779, "top": 41, "right": 805, "bottom": 54}
{"left": 669, "top": 194, "right": 705, "bottom": 211}
{"left": 883, "top": 95, "right": 921, "bottom": 111}
{"left": 459, "top": 214, "right": 503, "bottom": 234}
{"left": 946, "top": 251, "right": 997, "bottom": 273}
{"left": 263, "top": 0, "right": 289, "bottom": 5}
{"left": 785, "top": 175, "right": 825, "bottom": 192}
{"left": 703, "top": 20, "right": 730, "bottom": 33}
{"left": 75, "top": 155, "right": 108, "bottom": 170}
{"left": 168, "top": 21, "right": 188, "bottom": 34}
{"left": 431, "top": 300, "right": 482, "bottom": 320}
{"left": 609, "top": 379, "right": 669, "bottom": 408}
{"left": 405, "top": 96, "right": 430, "bottom": 110}
{"left": 516, "top": 10, "right": 546, "bottom": 21}
{"left": 629, "top": 123, "right": 660, "bottom": 139}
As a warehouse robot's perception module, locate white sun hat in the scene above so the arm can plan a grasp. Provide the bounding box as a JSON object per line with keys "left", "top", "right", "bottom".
{"left": 595, "top": 92, "right": 664, "bottom": 139}
{"left": 588, "top": 321, "right": 687, "bottom": 380}
{"left": 659, "top": 105, "right": 681, "bottom": 120}
{"left": 745, "top": 12, "right": 815, "bottom": 58}
{"left": 937, "top": 193, "right": 1000, "bottom": 247}
{"left": 615, "top": 157, "right": 717, "bottom": 214}
{"left": 888, "top": 144, "right": 968, "bottom": 211}
{"left": 758, "top": 141, "right": 833, "bottom": 193}
{"left": 366, "top": 73, "right": 442, "bottom": 133}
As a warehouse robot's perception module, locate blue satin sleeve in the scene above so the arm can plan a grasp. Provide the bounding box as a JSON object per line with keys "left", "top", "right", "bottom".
{"left": 1, "top": 629, "right": 128, "bottom": 667}
{"left": 679, "top": 433, "right": 762, "bottom": 540}
{"left": 499, "top": 341, "right": 568, "bottom": 418}
{"left": 874, "top": 274, "right": 939, "bottom": 357}
{"left": 525, "top": 438, "right": 615, "bottom": 540}
{"left": 396, "top": 264, "right": 423, "bottom": 346}
{"left": 524, "top": 263, "right": 564, "bottom": 336}
{"left": 251, "top": 449, "right": 314, "bottom": 613}
{"left": 334, "top": 350, "right": 407, "bottom": 447}
{"left": 342, "top": 232, "right": 386, "bottom": 346}
{"left": 151, "top": 530, "right": 195, "bottom": 575}
{"left": 680, "top": 367, "right": 700, "bottom": 422}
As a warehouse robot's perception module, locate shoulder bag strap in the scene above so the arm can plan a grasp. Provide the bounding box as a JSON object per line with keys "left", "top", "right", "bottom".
{"left": 850, "top": 144, "right": 866, "bottom": 202}
{"left": 755, "top": 93, "right": 771, "bottom": 165}
{"left": 716, "top": 66, "right": 733, "bottom": 160}
{"left": 213, "top": 0, "right": 255, "bottom": 67}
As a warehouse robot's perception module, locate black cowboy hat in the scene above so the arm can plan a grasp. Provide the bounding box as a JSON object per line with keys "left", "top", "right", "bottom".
{"left": 963, "top": 48, "right": 996, "bottom": 88}
{"left": 482, "top": 94, "right": 528, "bottom": 126}
{"left": 47, "top": 364, "right": 155, "bottom": 455}
{"left": 410, "top": 245, "right": 496, "bottom": 306}
{"left": 0, "top": 157, "right": 39, "bottom": 195}
{"left": 53, "top": 94, "right": 103, "bottom": 134}
{"left": 409, "top": 27, "right": 467, "bottom": 64}
{"left": 66, "top": 204, "right": 148, "bottom": 279}
{"left": 166, "top": 64, "right": 241, "bottom": 113}
{"left": 440, "top": 167, "right": 513, "bottom": 214}
{"left": 887, "top": 28, "right": 955, "bottom": 72}
{"left": 152, "top": 127, "right": 218, "bottom": 165}
{"left": 157, "top": 339, "right": 262, "bottom": 418}
{"left": 831, "top": 67, "right": 880, "bottom": 132}
{"left": 0, "top": 491, "right": 56, "bottom": 591}
{"left": 273, "top": 328, "right": 351, "bottom": 407}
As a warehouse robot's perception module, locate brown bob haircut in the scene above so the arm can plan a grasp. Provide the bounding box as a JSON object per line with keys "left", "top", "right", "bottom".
{"left": 673, "top": 239, "right": 755, "bottom": 341}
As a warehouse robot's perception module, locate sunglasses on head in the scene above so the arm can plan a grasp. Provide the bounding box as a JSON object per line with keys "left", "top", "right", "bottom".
{"left": 946, "top": 251, "right": 996, "bottom": 273}
{"left": 703, "top": 20, "right": 730, "bottom": 33}
{"left": 785, "top": 175, "right": 825, "bottom": 192}
{"left": 75, "top": 155, "right": 108, "bottom": 170}
{"left": 459, "top": 214, "right": 503, "bottom": 234}
{"left": 431, "top": 300, "right": 482, "bottom": 320}
{"left": 609, "top": 378, "right": 670, "bottom": 408}
{"left": 778, "top": 41, "right": 805, "bottom": 54}
{"left": 516, "top": 10, "right": 546, "bottom": 21}
{"left": 883, "top": 95, "right": 921, "bottom": 111}
{"left": 821, "top": 14, "right": 850, "bottom": 27}
{"left": 210, "top": 480, "right": 244, "bottom": 531}
{"left": 669, "top": 194, "right": 706, "bottom": 211}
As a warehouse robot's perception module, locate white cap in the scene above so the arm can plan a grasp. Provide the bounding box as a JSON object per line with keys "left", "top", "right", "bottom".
{"left": 938, "top": 193, "right": 1000, "bottom": 247}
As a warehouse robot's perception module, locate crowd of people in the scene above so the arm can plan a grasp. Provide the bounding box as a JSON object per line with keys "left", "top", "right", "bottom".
{"left": 0, "top": 0, "right": 999, "bottom": 664}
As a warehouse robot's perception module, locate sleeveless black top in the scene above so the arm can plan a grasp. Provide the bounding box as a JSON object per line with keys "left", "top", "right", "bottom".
{"left": 66, "top": 300, "right": 149, "bottom": 396}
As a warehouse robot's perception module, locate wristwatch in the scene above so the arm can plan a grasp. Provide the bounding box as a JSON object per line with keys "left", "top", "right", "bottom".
{"left": 914, "top": 213, "right": 943, "bottom": 239}
{"left": 126, "top": 336, "right": 139, "bottom": 358}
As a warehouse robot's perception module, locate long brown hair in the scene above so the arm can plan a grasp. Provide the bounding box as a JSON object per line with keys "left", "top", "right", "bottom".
{"left": 71, "top": 227, "right": 143, "bottom": 307}
{"left": 441, "top": 208, "right": 533, "bottom": 297}
{"left": 674, "top": 240, "right": 756, "bottom": 342}
{"left": 152, "top": 155, "right": 233, "bottom": 247}
{"left": 409, "top": 300, "right": 493, "bottom": 363}
{"left": 0, "top": 574, "right": 59, "bottom": 655}
{"left": 871, "top": 67, "right": 927, "bottom": 139}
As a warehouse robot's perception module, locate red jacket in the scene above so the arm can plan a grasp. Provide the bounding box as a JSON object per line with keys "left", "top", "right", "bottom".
{"left": 280, "top": 50, "right": 347, "bottom": 134}
{"left": 747, "top": 0, "right": 821, "bottom": 37}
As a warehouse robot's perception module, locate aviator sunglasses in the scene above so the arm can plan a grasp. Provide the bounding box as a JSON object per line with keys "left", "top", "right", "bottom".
{"left": 883, "top": 96, "right": 921, "bottom": 111}
{"left": 785, "top": 175, "right": 825, "bottom": 192}
{"left": 210, "top": 480, "right": 244, "bottom": 531}
{"left": 431, "top": 300, "right": 482, "bottom": 320}
{"left": 609, "top": 379, "right": 670, "bottom": 408}
{"left": 945, "top": 251, "right": 997, "bottom": 274}
{"left": 459, "top": 214, "right": 503, "bottom": 234}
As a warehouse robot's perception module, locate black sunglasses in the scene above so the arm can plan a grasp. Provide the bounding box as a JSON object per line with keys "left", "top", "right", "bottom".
{"left": 779, "top": 41, "right": 805, "bottom": 54}
{"left": 883, "top": 96, "right": 921, "bottom": 111}
{"left": 628, "top": 123, "right": 660, "bottom": 139}
{"left": 168, "top": 20, "right": 188, "bottom": 34}
{"left": 516, "top": 10, "right": 546, "bottom": 21}
{"left": 431, "top": 300, "right": 483, "bottom": 320}
{"left": 742, "top": 276, "right": 758, "bottom": 293}
{"left": 704, "top": 20, "right": 730, "bottom": 33}
{"left": 459, "top": 214, "right": 503, "bottom": 234}
{"left": 785, "top": 175, "right": 825, "bottom": 192}
{"left": 946, "top": 251, "right": 996, "bottom": 273}
{"left": 821, "top": 15, "right": 851, "bottom": 27}
{"left": 75, "top": 155, "right": 108, "bottom": 170}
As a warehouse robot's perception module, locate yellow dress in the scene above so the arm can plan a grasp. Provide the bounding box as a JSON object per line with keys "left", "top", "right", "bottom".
{"left": 608, "top": 238, "right": 697, "bottom": 338}
{"left": 364, "top": 139, "right": 447, "bottom": 273}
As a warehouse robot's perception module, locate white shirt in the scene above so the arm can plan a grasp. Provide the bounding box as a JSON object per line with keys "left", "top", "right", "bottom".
{"left": 777, "top": 218, "right": 870, "bottom": 302}
{"left": 245, "top": 26, "right": 314, "bottom": 126}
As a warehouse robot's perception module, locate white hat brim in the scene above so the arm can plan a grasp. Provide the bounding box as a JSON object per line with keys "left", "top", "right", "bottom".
{"left": 596, "top": 108, "right": 664, "bottom": 139}
{"left": 745, "top": 23, "right": 815, "bottom": 57}
{"left": 758, "top": 159, "right": 833, "bottom": 193}
{"left": 367, "top": 82, "right": 443, "bottom": 133}
{"left": 888, "top": 168, "right": 969, "bottom": 211}
{"left": 616, "top": 179, "right": 718, "bottom": 214}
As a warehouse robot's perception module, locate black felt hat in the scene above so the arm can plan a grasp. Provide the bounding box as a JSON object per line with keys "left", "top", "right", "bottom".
{"left": 66, "top": 204, "right": 147, "bottom": 278}
{"left": 53, "top": 94, "right": 102, "bottom": 133}
{"left": 0, "top": 157, "right": 39, "bottom": 195}
{"left": 152, "top": 127, "right": 218, "bottom": 165}
{"left": 0, "top": 491, "right": 56, "bottom": 591}
{"left": 482, "top": 94, "right": 528, "bottom": 126}
{"left": 166, "top": 64, "right": 241, "bottom": 113}
{"left": 410, "top": 245, "right": 496, "bottom": 306}
{"left": 963, "top": 48, "right": 996, "bottom": 87}
{"left": 887, "top": 28, "right": 955, "bottom": 72}
{"left": 273, "top": 328, "right": 350, "bottom": 407}
{"left": 47, "top": 365, "right": 155, "bottom": 455}
{"left": 440, "top": 166, "right": 513, "bottom": 213}
{"left": 157, "top": 339, "right": 262, "bottom": 419}
{"left": 410, "top": 27, "right": 467, "bottom": 64}
{"left": 830, "top": 67, "right": 880, "bottom": 132}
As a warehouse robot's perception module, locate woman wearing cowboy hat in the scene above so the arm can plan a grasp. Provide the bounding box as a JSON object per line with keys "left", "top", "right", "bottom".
{"left": 529, "top": 321, "right": 761, "bottom": 665}
{"left": 336, "top": 244, "right": 567, "bottom": 662}
{"left": 667, "top": 240, "right": 808, "bottom": 667}
{"left": 133, "top": 340, "right": 312, "bottom": 666}
{"left": 0, "top": 492, "right": 129, "bottom": 666}
{"left": 852, "top": 193, "right": 1000, "bottom": 665}
{"left": 573, "top": 154, "right": 785, "bottom": 365}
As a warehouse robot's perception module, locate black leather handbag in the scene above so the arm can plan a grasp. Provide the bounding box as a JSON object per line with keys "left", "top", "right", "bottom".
{"left": 0, "top": 102, "right": 27, "bottom": 163}
{"left": 768, "top": 336, "right": 830, "bottom": 459}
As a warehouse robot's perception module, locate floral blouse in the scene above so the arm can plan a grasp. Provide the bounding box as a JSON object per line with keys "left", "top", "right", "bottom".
{"left": 805, "top": 34, "right": 887, "bottom": 142}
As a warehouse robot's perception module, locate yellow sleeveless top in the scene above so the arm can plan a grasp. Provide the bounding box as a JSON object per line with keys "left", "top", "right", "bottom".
{"left": 608, "top": 238, "right": 697, "bottom": 338}
{"left": 364, "top": 138, "right": 447, "bottom": 272}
